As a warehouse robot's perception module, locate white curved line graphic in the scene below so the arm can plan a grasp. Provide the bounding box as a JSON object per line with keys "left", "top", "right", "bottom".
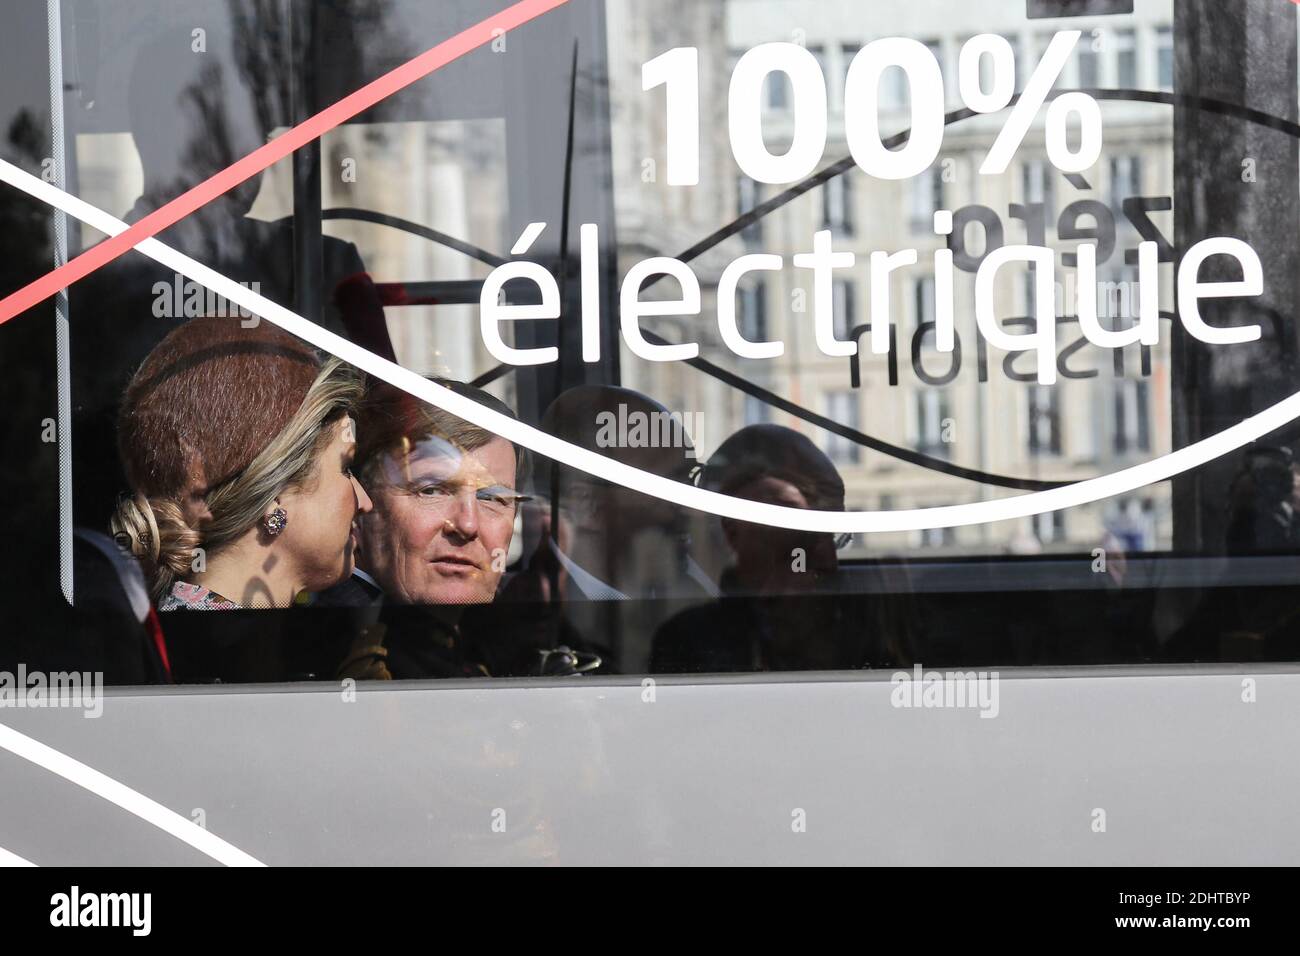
{"left": 1, "top": 158, "right": 1288, "bottom": 534}
{"left": 0, "top": 720, "right": 264, "bottom": 867}
{"left": 0, "top": 844, "right": 36, "bottom": 867}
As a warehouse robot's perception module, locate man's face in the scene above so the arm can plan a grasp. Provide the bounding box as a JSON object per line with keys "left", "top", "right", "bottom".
{"left": 356, "top": 435, "right": 519, "bottom": 605}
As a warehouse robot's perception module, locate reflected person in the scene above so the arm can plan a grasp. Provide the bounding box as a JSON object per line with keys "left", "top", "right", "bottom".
{"left": 496, "top": 385, "right": 718, "bottom": 671}
{"left": 652, "top": 424, "right": 915, "bottom": 672}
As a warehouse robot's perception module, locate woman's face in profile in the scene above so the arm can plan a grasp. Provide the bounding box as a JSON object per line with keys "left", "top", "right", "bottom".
{"left": 278, "top": 416, "right": 373, "bottom": 591}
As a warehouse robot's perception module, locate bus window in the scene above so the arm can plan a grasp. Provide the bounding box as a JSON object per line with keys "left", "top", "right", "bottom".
{"left": 1, "top": 0, "right": 1299, "bottom": 685}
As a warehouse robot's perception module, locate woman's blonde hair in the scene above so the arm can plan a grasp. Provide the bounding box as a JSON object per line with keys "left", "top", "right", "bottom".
{"left": 111, "top": 318, "right": 363, "bottom": 600}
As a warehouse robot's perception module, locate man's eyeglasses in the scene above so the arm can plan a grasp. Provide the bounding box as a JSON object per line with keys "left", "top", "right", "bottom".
{"left": 393, "top": 479, "right": 532, "bottom": 518}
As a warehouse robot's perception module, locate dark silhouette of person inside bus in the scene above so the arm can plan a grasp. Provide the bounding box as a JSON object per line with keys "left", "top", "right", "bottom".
{"left": 69, "top": 28, "right": 390, "bottom": 534}
{"left": 1224, "top": 445, "right": 1300, "bottom": 554}
{"left": 651, "top": 424, "right": 915, "bottom": 673}
{"left": 491, "top": 385, "right": 719, "bottom": 671}
{"left": 1159, "top": 444, "right": 1300, "bottom": 663}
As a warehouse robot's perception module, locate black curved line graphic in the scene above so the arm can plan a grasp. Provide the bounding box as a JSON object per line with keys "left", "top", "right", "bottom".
{"left": 320, "top": 208, "right": 508, "bottom": 269}
{"left": 656, "top": 87, "right": 1282, "bottom": 283}
{"left": 637, "top": 327, "right": 1071, "bottom": 491}
{"left": 315, "top": 208, "right": 1065, "bottom": 490}
{"left": 471, "top": 362, "right": 513, "bottom": 387}
{"left": 332, "top": 87, "right": 1290, "bottom": 492}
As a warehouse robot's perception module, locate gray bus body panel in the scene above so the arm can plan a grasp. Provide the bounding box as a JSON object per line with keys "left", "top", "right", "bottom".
{"left": 0, "top": 668, "right": 1295, "bottom": 865}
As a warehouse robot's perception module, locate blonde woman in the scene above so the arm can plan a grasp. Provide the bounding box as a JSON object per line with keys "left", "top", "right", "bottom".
{"left": 111, "top": 317, "right": 373, "bottom": 609}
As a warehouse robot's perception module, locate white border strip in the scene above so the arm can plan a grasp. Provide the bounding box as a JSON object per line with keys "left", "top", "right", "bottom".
{"left": 0, "top": 720, "right": 264, "bottom": 867}
{"left": 47, "top": 0, "right": 73, "bottom": 604}
{"left": 4, "top": 157, "right": 1297, "bottom": 534}
{"left": 0, "top": 844, "right": 36, "bottom": 867}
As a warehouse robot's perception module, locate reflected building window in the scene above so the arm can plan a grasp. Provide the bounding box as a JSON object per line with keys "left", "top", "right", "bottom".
{"left": 1022, "top": 269, "right": 1038, "bottom": 320}
{"left": 1005, "top": 34, "right": 1023, "bottom": 92}
{"left": 880, "top": 65, "right": 908, "bottom": 112}
{"left": 924, "top": 39, "right": 945, "bottom": 101}
{"left": 743, "top": 393, "right": 771, "bottom": 427}
{"left": 1022, "top": 157, "right": 1055, "bottom": 212}
{"left": 920, "top": 520, "right": 957, "bottom": 548}
{"left": 1077, "top": 33, "right": 1101, "bottom": 88}
{"left": 1109, "top": 154, "right": 1142, "bottom": 210}
{"left": 1114, "top": 28, "right": 1137, "bottom": 89}
{"left": 1033, "top": 32, "right": 1063, "bottom": 90}
{"left": 738, "top": 279, "right": 768, "bottom": 342}
{"left": 823, "top": 173, "right": 855, "bottom": 235}
{"left": 913, "top": 274, "right": 936, "bottom": 330}
{"left": 966, "top": 34, "right": 1020, "bottom": 94}
{"left": 765, "top": 70, "right": 792, "bottom": 111}
{"left": 808, "top": 43, "right": 828, "bottom": 105}
{"left": 1113, "top": 378, "right": 1151, "bottom": 454}
{"left": 737, "top": 175, "right": 763, "bottom": 245}
{"left": 840, "top": 42, "right": 861, "bottom": 109}
{"left": 875, "top": 38, "right": 940, "bottom": 112}
{"left": 1027, "top": 384, "right": 1062, "bottom": 456}
{"left": 910, "top": 164, "right": 945, "bottom": 232}
{"left": 1034, "top": 510, "right": 1066, "bottom": 544}
{"left": 832, "top": 277, "right": 856, "bottom": 341}
{"left": 825, "top": 391, "right": 862, "bottom": 463}
{"left": 915, "top": 389, "right": 951, "bottom": 459}
{"left": 1156, "top": 25, "right": 1173, "bottom": 92}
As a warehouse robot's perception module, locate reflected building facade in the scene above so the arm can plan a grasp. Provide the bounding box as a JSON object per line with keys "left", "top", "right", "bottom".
{"left": 610, "top": 0, "right": 1175, "bottom": 557}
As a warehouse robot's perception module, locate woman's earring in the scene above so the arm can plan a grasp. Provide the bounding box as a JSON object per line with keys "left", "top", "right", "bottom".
{"left": 263, "top": 507, "right": 288, "bottom": 536}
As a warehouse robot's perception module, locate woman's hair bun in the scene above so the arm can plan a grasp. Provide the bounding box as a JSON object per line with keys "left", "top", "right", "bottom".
{"left": 110, "top": 493, "right": 202, "bottom": 600}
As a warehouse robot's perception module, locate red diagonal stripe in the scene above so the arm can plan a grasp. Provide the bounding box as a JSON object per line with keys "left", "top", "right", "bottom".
{"left": 0, "top": 0, "right": 570, "bottom": 325}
